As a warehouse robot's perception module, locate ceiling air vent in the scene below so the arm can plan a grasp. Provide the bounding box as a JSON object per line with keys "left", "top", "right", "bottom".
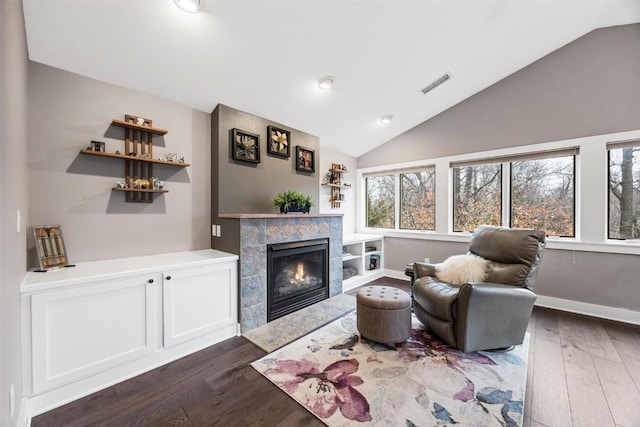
{"left": 420, "top": 71, "right": 452, "bottom": 95}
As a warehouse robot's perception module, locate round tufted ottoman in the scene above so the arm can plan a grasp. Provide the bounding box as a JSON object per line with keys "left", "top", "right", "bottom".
{"left": 356, "top": 286, "right": 412, "bottom": 347}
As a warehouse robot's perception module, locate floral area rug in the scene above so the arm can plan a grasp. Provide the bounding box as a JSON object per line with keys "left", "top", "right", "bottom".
{"left": 251, "top": 312, "right": 529, "bottom": 426}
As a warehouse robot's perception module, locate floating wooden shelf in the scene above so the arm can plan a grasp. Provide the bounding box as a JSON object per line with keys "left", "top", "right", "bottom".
{"left": 80, "top": 149, "right": 191, "bottom": 167}
{"left": 322, "top": 183, "right": 351, "bottom": 189}
{"left": 112, "top": 187, "right": 168, "bottom": 194}
{"left": 111, "top": 119, "right": 168, "bottom": 135}
{"left": 325, "top": 163, "right": 350, "bottom": 208}
{"left": 82, "top": 115, "right": 189, "bottom": 203}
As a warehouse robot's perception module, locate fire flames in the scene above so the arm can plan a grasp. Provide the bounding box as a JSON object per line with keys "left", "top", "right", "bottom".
{"left": 292, "top": 262, "right": 309, "bottom": 285}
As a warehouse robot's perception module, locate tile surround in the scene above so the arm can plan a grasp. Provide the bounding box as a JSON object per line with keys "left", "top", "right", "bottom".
{"left": 238, "top": 216, "right": 343, "bottom": 331}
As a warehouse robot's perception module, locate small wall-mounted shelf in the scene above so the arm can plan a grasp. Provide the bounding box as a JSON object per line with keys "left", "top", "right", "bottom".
{"left": 80, "top": 150, "right": 191, "bottom": 167}
{"left": 322, "top": 163, "right": 352, "bottom": 208}
{"left": 111, "top": 119, "right": 168, "bottom": 135}
{"left": 81, "top": 115, "right": 190, "bottom": 203}
{"left": 112, "top": 187, "right": 169, "bottom": 194}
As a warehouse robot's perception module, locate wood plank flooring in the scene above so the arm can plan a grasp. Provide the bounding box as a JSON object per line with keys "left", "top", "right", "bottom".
{"left": 33, "top": 277, "right": 640, "bottom": 427}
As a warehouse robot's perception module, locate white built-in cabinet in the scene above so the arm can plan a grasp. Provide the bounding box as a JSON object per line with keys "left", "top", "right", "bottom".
{"left": 342, "top": 234, "right": 384, "bottom": 292}
{"left": 21, "top": 249, "right": 238, "bottom": 416}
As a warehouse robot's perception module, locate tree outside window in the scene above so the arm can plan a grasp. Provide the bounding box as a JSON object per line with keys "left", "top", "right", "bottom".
{"left": 452, "top": 164, "right": 502, "bottom": 232}
{"left": 366, "top": 175, "right": 395, "bottom": 228}
{"left": 511, "top": 156, "right": 575, "bottom": 237}
{"left": 400, "top": 171, "right": 435, "bottom": 230}
{"left": 609, "top": 146, "right": 640, "bottom": 239}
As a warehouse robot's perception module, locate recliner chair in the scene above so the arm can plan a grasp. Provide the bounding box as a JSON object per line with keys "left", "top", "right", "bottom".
{"left": 412, "top": 225, "right": 545, "bottom": 352}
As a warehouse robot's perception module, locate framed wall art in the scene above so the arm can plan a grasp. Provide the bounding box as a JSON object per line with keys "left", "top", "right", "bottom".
{"left": 267, "top": 125, "right": 291, "bottom": 158}
{"left": 231, "top": 128, "right": 260, "bottom": 163}
{"left": 296, "top": 146, "right": 315, "bottom": 173}
{"left": 33, "top": 225, "right": 70, "bottom": 271}
{"left": 90, "top": 140, "right": 105, "bottom": 152}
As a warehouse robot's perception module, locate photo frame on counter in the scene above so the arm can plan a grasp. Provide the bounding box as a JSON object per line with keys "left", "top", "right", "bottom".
{"left": 32, "top": 225, "right": 71, "bottom": 271}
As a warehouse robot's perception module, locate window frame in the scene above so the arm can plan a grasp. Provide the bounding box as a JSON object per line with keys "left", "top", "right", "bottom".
{"left": 356, "top": 129, "right": 640, "bottom": 256}
{"left": 450, "top": 162, "right": 503, "bottom": 233}
{"left": 508, "top": 154, "right": 577, "bottom": 238}
{"left": 363, "top": 167, "right": 436, "bottom": 232}
{"left": 606, "top": 140, "right": 640, "bottom": 240}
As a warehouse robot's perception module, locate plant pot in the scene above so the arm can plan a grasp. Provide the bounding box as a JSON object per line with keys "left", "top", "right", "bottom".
{"left": 279, "top": 205, "right": 310, "bottom": 214}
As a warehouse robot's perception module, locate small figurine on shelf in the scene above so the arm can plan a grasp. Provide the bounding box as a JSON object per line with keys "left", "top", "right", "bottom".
{"left": 152, "top": 177, "right": 163, "bottom": 191}
{"left": 138, "top": 153, "right": 151, "bottom": 159}
{"left": 115, "top": 180, "right": 127, "bottom": 188}
{"left": 164, "top": 153, "right": 185, "bottom": 163}
{"left": 115, "top": 150, "right": 121, "bottom": 155}
{"left": 136, "top": 117, "right": 145, "bottom": 126}
{"left": 132, "top": 178, "right": 151, "bottom": 189}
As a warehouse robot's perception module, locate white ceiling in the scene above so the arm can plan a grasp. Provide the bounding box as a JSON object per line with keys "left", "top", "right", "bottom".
{"left": 22, "top": 0, "right": 640, "bottom": 158}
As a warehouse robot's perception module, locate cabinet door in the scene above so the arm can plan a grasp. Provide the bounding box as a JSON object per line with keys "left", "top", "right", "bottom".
{"left": 162, "top": 262, "right": 237, "bottom": 348}
{"left": 30, "top": 276, "right": 157, "bottom": 394}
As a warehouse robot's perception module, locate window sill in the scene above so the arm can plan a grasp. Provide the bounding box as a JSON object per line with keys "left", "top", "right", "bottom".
{"left": 359, "top": 228, "right": 640, "bottom": 255}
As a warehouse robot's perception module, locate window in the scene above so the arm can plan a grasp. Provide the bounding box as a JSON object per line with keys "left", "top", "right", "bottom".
{"left": 452, "top": 164, "right": 502, "bottom": 232}
{"left": 366, "top": 174, "right": 395, "bottom": 228}
{"left": 365, "top": 168, "right": 435, "bottom": 230}
{"left": 400, "top": 170, "right": 435, "bottom": 230}
{"left": 511, "top": 155, "right": 575, "bottom": 237}
{"left": 451, "top": 150, "right": 576, "bottom": 235}
{"left": 608, "top": 142, "right": 640, "bottom": 239}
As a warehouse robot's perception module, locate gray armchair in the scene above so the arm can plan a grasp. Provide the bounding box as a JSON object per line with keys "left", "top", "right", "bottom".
{"left": 412, "top": 225, "right": 545, "bottom": 352}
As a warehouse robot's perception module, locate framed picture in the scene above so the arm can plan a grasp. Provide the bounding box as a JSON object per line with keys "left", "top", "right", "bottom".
{"left": 231, "top": 128, "right": 260, "bottom": 163}
{"left": 91, "top": 140, "right": 105, "bottom": 152}
{"left": 33, "top": 225, "right": 69, "bottom": 271}
{"left": 296, "top": 146, "right": 315, "bottom": 173}
{"left": 267, "top": 126, "right": 291, "bottom": 158}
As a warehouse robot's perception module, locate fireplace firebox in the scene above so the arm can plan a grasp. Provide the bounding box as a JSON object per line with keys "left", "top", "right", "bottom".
{"left": 267, "top": 238, "right": 329, "bottom": 321}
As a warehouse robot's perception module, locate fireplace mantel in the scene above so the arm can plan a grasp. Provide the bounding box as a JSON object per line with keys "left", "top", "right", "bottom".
{"left": 219, "top": 213, "right": 343, "bottom": 219}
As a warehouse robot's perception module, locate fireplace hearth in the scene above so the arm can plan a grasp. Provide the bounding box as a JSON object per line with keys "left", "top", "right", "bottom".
{"left": 267, "top": 238, "right": 329, "bottom": 321}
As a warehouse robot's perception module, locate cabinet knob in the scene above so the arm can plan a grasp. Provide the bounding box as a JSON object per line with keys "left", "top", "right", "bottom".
{"left": 166, "top": 276, "right": 172, "bottom": 280}
{"left": 148, "top": 279, "right": 154, "bottom": 284}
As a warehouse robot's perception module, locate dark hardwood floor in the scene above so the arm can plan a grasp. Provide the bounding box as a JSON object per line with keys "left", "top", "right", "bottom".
{"left": 33, "top": 277, "right": 640, "bottom": 427}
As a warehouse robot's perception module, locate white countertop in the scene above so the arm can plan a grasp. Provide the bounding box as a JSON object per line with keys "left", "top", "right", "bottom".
{"left": 343, "top": 233, "right": 383, "bottom": 244}
{"left": 21, "top": 249, "right": 238, "bottom": 293}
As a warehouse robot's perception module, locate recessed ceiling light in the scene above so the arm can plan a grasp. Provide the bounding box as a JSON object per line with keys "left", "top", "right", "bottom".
{"left": 318, "top": 76, "right": 335, "bottom": 90}
{"left": 173, "top": 0, "right": 204, "bottom": 13}
{"left": 380, "top": 114, "right": 394, "bottom": 125}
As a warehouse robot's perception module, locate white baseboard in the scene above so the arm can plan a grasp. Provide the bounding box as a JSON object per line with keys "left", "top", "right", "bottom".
{"left": 384, "top": 269, "right": 640, "bottom": 325}
{"left": 383, "top": 269, "right": 411, "bottom": 281}
{"left": 342, "top": 269, "right": 386, "bottom": 292}
{"left": 535, "top": 295, "right": 640, "bottom": 325}
{"left": 16, "top": 396, "right": 29, "bottom": 427}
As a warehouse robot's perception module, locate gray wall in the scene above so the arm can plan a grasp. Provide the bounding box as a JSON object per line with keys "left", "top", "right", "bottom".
{"left": 28, "top": 63, "right": 211, "bottom": 264}
{"left": 318, "top": 147, "right": 357, "bottom": 234}
{"left": 211, "top": 104, "right": 320, "bottom": 216}
{"left": 359, "top": 24, "right": 640, "bottom": 168}
{"left": 1, "top": 1, "right": 29, "bottom": 425}
{"left": 385, "top": 238, "right": 640, "bottom": 312}
{"left": 368, "top": 24, "right": 640, "bottom": 313}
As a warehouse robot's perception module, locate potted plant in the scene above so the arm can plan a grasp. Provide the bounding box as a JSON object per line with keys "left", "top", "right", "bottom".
{"left": 272, "top": 190, "right": 314, "bottom": 214}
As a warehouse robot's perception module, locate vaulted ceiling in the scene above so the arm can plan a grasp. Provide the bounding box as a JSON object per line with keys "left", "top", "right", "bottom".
{"left": 22, "top": 0, "right": 640, "bottom": 157}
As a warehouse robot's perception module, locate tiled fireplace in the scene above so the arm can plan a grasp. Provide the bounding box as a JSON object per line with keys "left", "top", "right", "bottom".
{"left": 218, "top": 213, "right": 343, "bottom": 332}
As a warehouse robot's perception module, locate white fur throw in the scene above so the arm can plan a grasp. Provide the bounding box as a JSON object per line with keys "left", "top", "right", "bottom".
{"left": 435, "top": 254, "right": 489, "bottom": 285}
